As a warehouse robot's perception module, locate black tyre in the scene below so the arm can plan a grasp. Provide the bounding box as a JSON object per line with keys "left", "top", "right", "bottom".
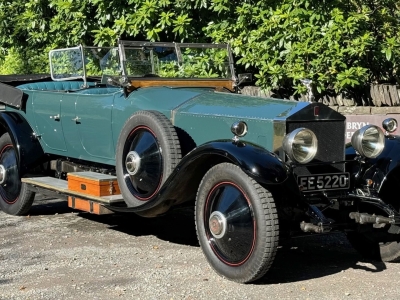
{"left": 0, "top": 133, "right": 35, "bottom": 215}
{"left": 347, "top": 232, "right": 400, "bottom": 262}
{"left": 116, "top": 111, "right": 181, "bottom": 207}
{"left": 195, "top": 163, "right": 279, "bottom": 283}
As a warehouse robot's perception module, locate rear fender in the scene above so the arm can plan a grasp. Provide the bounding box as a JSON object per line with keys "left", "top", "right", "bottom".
{"left": 0, "top": 112, "right": 45, "bottom": 175}
{"left": 114, "top": 140, "right": 290, "bottom": 216}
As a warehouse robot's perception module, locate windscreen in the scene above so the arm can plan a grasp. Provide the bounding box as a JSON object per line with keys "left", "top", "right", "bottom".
{"left": 121, "top": 45, "right": 232, "bottom": 79}
{"left": 49, "top": 46, "right": 85, "bottom": 80}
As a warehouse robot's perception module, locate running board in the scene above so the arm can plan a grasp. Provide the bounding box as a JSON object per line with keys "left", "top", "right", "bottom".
{"left": 22, "top": 176, "right": 126, "bottom": 215}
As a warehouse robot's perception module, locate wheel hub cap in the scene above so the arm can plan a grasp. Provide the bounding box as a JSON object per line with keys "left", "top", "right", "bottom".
{"left": 209, "top": 211, "right": 227, "bottom": 239}
{"left": 125, "top": 151, "right": 141, "bottom": 175}
{"left": 0, "top": 164, "right": 6, "bottom": 184}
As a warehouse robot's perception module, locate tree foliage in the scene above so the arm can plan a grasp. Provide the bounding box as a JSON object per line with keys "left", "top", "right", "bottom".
{"left": 206, "top": 0, "right": 400, "bottom": 94}
{"left": 1, "top": 0, "right": 400, "bottom": 96}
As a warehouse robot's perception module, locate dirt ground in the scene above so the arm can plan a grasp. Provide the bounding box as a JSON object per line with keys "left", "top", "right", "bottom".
{"left": 2, "top": 195, "right": 400, "bottom": 300}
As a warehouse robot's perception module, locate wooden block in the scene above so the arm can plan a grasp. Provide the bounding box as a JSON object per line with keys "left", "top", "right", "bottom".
{"left": 68, "top": 197, "right": 114, "bottom": 215}
{"left": 390, "top": 85, "right": 400, "bottom": 105}
{"left": 67, "top": 171, "right": 120, "bottom": 196}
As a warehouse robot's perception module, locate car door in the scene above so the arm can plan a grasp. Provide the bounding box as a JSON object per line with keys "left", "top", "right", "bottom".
{"left": 59, "top": 93, "right": 84, "bottom": 158}
{"left": 74, "top": 93, "right": 117, "bottom": 161}
{"left": 31, "top": 91, "right": 67, "bottom": 152}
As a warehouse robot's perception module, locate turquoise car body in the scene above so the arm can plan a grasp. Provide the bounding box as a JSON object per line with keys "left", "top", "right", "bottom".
{"left": 10, "top": 82, "right": 306, "bottom": 166}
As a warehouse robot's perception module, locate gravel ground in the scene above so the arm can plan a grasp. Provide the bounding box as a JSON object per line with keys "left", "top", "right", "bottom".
{"left": 2, "top": 196, "right": 400, "bottom": 300}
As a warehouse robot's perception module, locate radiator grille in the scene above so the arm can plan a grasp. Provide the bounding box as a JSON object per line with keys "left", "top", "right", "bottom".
{"left": 287, "top": 120, "right": 345, "bottom": 175}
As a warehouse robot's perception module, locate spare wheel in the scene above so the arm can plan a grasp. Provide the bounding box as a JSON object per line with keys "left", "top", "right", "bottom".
{"left": 116, "top": 110, "right": 181, "bottom": 207}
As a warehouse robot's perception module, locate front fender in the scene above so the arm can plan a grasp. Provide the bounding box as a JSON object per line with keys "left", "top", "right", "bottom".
{"left": 110, "top": 139, "right": 290, "bottom": 216}
{"left": 185, "top": 140, "right": 290, "bottom": 185}
{"left": 0, "top": 111, "right": 45, "bottom": 175}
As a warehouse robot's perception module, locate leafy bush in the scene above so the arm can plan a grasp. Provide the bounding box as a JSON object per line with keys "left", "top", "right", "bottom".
{"left": 206, "top": 0, "right": 400, "bottom": 95}
{"left": 0, "top": 48, "right": 48, "bottom": 74}
{"left": 1, "top": 0, "right": 400, "bottom": 99}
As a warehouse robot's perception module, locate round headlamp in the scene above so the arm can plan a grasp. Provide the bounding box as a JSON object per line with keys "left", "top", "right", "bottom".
{"left": 382, "top": 118, "right": 398, "bottom": 133}
{"left": 351, "top": 125, "right": 384, "bottom": 158}
{"left": 283, "top": 128, "right": 318, "bottom": 164}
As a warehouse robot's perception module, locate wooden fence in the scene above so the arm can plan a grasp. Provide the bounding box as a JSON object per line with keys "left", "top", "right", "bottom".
{"left": 242, "top": 84, "right": 400, "bottom": 107}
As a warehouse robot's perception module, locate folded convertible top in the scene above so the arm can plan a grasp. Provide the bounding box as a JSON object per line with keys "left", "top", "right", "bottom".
{"left": 0, "top": 74, "right": 51, "bottom": 86}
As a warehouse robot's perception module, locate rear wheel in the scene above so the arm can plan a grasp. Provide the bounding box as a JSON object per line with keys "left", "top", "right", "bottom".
{"left": 116, "top": 111, "right": 181, "bottom": 207}
{"left": 0, "top": 133, "right": 35, "bottom": 215}
{"left": 195, "top": 163, "right": 279, "bottom": 283}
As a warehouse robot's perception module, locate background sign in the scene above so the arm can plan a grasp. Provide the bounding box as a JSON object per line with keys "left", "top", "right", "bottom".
{"left": 345, "top": 114, "right": 398, "bottom": 143}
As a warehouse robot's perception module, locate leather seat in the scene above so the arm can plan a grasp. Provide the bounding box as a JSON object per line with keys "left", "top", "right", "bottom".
{"left": 17, "top": 81, "right": 90, "bottom": 91}
{"left": 74, "top": 88, "right": 122, "bottom": 95}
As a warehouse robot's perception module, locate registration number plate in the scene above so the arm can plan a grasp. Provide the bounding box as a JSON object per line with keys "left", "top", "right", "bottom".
{"left": 298, "top": 173, "right": 350, "bottom": 192}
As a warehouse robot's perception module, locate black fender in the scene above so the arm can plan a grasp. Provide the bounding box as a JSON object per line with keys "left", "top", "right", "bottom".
{"left": 347, "top": 135, "right": 400, "bottom": 210}
{"left": 108, "top": 139, "right": 290, "bottom": 216}
{"left": 0, "top": 111, "right": 45, "bottom": 175}
{"left": 178, "top": 139, "right": 290, "bottom": 185}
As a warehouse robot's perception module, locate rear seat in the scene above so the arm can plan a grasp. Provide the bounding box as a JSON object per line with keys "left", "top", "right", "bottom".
{"left": 17, "top": 81, "right": 121, "bottom": 95}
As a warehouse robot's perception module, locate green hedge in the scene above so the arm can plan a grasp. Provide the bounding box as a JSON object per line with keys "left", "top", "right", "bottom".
{"left": 1, "top": 0, "right": 399, "bottom": 99}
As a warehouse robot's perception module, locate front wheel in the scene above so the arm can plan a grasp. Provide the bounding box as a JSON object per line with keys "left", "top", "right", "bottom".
{"left": 0, "top": 133, "right": 35, "bottom": 215}
{"left": 195, "top": 163, "right": 279, "bottom": 283}
{"left": 347, "top": 232, "right": 400, "bottom": 262}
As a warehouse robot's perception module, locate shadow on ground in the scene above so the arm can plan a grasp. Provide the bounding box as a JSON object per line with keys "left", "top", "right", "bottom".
{"left": 258, "top": 234, "right": 388, "bottom": 284}
{"left": 84, "top": 205, "right": 199, "bottom": 247}
{"left": 29, "top": 198, "right": 391, "bottom": 284}
{"left": 30, "top": 198, "right": 198, "bottom": 246}
{"left": 29, "top": 197, "right": 73, "bottom": 215}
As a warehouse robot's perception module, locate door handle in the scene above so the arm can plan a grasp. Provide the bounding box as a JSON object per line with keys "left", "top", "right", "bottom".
{"left": 72, "top": 116, "right": 81, "bottom": 123}
{"left": 50, "top": 114, "right": 60, "bottom": 121}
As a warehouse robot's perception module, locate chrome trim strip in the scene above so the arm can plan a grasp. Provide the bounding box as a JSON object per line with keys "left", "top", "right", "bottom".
{"left": 273, "top": 120, "right": 286, "bottom": 160}
{"left": 273, "top": 101, "right": 310, "bottom": 121}
{"left": 273, "top": 101, "right": 311, "bottom": 160}
{"left": 118, "top": 40, "right": 127, "bottom": 77}
{"left": 226, "top": 44, "right": 237, "bottom": 83}
{"left": 119, "top": 40, "right": 229, "bottom": 49}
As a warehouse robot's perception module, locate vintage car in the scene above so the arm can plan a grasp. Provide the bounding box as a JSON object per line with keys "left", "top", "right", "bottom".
{"left": 0, "top": 40, "right": 400, "bottom": 283}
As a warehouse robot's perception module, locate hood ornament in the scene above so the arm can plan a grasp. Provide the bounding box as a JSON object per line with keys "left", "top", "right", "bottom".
{"left": 300, "top": 79, "right": 314, "bottom": 102}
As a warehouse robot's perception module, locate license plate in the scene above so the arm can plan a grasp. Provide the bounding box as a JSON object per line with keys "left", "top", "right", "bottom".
{"left": 298, "top": 173, "right": 350, "bottom": 192}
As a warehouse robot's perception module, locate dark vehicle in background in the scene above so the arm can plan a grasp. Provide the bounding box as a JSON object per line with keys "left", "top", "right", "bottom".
{"left": 0, "top": 40, "right": 400, "bottom": 283}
